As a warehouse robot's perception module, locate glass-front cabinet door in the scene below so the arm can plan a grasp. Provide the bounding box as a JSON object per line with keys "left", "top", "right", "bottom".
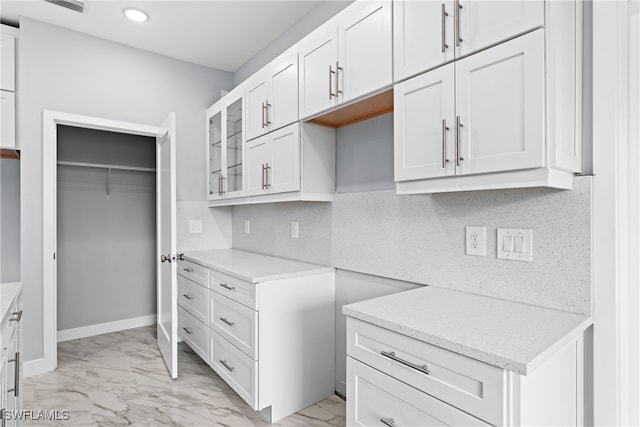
{"left": 207, "top": 87, "right": 245, "bottom": 201}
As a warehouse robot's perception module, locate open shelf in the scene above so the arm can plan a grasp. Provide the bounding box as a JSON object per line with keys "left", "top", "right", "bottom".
{"left": 307, "top": 88, "right": 393, "bottom": 128}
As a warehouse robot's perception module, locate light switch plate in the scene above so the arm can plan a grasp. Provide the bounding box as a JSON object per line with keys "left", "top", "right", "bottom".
{"left": 465, "top": 226, "right": 486, "bottom": 256}
{"left": 497, "top": 228, "right": 533, "bottom": 262}
{"left": 244, "top": 220, "right": 250, "bottom": 234}
{"left": 291, "top": 221, "right": 299, "bottom": 239}
{"left": 188, "top": 219, "right": 203, "bottom": 234}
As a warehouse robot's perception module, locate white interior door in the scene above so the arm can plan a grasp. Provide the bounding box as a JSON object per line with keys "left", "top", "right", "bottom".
{"left": 156, "top": 112, "right": 178, "bottom": 379}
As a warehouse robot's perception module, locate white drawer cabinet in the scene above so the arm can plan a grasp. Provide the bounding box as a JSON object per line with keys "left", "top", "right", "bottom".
{"left": 178, "top": 306, "right": 208, "bottom": 361}
{"left": 177, "top": 276, "right": 208, "bottom": 324}
{"left": 177, "top": 259, "right": 208, "bottom": 286}
{"left": 178, "top": 251, "right": 335, "bottom": 423}
{"left": 1, "top": 286, "right": 23, "bottom": 427}
{"left": 346, "top": 316, "right": 585, "bottom": 427}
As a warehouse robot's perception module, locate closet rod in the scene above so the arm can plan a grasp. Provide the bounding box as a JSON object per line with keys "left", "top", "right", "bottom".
{"left": 57, "top": 160, "right": 155, "bottom": 172}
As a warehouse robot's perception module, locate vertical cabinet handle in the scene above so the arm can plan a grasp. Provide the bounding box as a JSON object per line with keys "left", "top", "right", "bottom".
{"left": 455, "top": 115, "right": 464, "bottom": 166}
{"left": 261, "top": 102, "right": 266, "bottom": 128}
{"left": 441, "top": 4, "right": 449, "bottom": 53}
{"left": 265, "top": 163, "right": 271, "bottom": 188}
{"left": 261, "top": 163, "right": 266, "bottom": 189}
{"left": 442, "top": 119, "right": 450, "bottom": 169}
{"left": 329, "top": 65, "right": 336, "bottom": 99}
{"left": 8, "top": 352, "right": 20, "bottom": 397}
{"left": 454, "top": 0, "right": 463, "bottom": 47}
{"left": 335, "top": 61, "right": 343, "bottom": 96}
{"left": 219, "top": 175, "right": 226, "bottom": 196}
{"left": 265, "top": 100, "right": 272, "bottom": 126}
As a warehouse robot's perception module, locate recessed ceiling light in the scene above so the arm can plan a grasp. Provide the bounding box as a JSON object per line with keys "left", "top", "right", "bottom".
{"left": 124, "top": 8, "right": 148, "bottom": 23}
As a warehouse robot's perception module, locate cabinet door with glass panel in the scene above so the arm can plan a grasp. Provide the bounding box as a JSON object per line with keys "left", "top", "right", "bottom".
{"left": 207, "top": 88, "right": 245, "bottom": 200}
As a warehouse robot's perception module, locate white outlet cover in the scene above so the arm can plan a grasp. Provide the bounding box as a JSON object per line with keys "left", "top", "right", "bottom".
{"left": 497, "top": 228, "right": 533, "bottom": 262}
{"left": 188, "top": 219, "right": 203, "bottom": 234}
{"left": 465, "top": 226, "right": 486, "bottom": 256}
{"left": 244, "top": 220, "right": 250, "bottom": 234}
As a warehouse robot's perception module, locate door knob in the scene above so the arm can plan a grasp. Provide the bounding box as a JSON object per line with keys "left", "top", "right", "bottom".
{"left": 160, "top": 254, "right": 172, "bottom": 263}
{"left": 177, "top": 253, "right": 185, "bottom": 261}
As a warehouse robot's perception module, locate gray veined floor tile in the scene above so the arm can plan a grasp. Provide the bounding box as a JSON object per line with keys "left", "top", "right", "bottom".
{"left": 23, "top": 326, "right": 346, "bottom": 427}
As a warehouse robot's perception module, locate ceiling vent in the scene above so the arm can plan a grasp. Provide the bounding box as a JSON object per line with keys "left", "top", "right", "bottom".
{"left": 44, "top": 0, "right": 86, "bottom": 14}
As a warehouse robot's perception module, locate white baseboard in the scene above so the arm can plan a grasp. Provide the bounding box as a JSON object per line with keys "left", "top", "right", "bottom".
{"left": 23, "top": 357, "right": 53, "bottom": 378}
{"left": 57, "top": 314, "right": 156, "bottom": 343}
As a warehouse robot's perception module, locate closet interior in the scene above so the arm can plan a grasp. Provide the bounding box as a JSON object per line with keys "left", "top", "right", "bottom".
{"left": 56, "top": 125, "right": 157, "bottom": 339}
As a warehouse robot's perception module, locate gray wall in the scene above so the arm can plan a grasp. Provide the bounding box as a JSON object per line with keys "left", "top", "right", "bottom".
{"left": 56, "top": 127, "right": 156, "bottom": 331}
{"left": 19, "top": 18, "right": 232, "bottom": 361}
{"left": 232, "top": 0, "right": 353, "bottom": 87}
{"left": 0, "top": 158, "right": 20, "bottom": 282}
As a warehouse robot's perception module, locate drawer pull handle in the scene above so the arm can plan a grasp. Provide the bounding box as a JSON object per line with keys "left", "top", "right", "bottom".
{"left": 219, "top": 283, "right": 236, "bottom": 291}
{"left": 182, "top": 327, "right": 193, "bottom": 335}
{"left": 10, "top": 310, "right": 23, "bottom": 322}
{"left": 380, "top": 417, "right": 396, "bottom": 427}
{"left": 220, "top": 359, "right": 235, "bottom": 372}
{"left": 381, "top": 350, "right": 430, "bottom": 375}
{"left": 182, "top": 294, "right": 193, "bottom": 300}
{"left": 219, "top": 317, "right": 235, "bottom": 327}
{"left": 183, "top": 267, "right": 194, "bottom": 273}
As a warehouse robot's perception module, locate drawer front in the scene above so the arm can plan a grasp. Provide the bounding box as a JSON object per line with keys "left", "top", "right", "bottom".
{"left": 347, "top": 357, "right": 490, "bottom": 427}
{"left": 210, "top": 292, "right": 258, "bottom": 359}
{"left": 347, "top": 318, "right": 505, "bottom": 425}
{"left": 178, "top": 259, "right": 209, "bottom": 286}
{"left": 209, "top": 270, "right": 257, "bottom": 310}
{"left": 210, "top": 329, "right": 258, "bottom": 409}
{"left": 178, "top": 276, "right": 209, "bottom": 324}
{"left": 178, "top": 306, "right": 209, "bottom": 362}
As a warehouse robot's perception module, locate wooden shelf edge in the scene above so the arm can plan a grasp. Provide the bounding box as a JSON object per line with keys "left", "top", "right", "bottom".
{"left": 0, "top": 148, "right": 20, "bottom": 160}
{"left": 307, "top": 89, "right": 394, "bottom": 129}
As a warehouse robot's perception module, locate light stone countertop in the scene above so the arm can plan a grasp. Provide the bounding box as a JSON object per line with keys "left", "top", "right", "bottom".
{"left": 1, "top": 282, "right": 22, "bottom": 326}
{"left": 343, "top": 285, "right": 592, "bottom": 375}
{"left": 183, "top": 249, "right": 334, "bottom": 283}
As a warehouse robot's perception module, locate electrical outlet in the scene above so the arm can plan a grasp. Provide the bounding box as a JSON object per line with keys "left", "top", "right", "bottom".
{"left": 466, "top": 226, "right": 486, "bottom": 256}
{"left": 189, "top": 219, "right": 203, "bottom": 234}
{"left": 497, "top": 228, "right": 533, "bottom": 262}
{"left": 290, "top": 221, "right": 299, "bottom": 239}
{"left": 244, "top": 220, "right": 250, "bottom": 234}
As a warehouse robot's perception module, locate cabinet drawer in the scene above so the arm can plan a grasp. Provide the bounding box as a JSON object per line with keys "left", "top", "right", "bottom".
{"left": 347, "top": 357, "right": 489, "bottom": 427}
{"left": 209, "top": 270, "right": 257, "bottom": 310}
{"left": 178, "top": 259, "right": 209, "bottom": 286}
{"left": 178, "top": 276, "right": 208, "bottom": 324}
{"left": 178, "top": 306, "right": 208, "bottom": 362}
{"left": 347, "top": 318, "right": 505, "bottom": 425}
{"left": 210, "top": 329, "right": 258, "bottom": 409}
{"left": 210, "top": 292, "right": 258, "bottom": 359}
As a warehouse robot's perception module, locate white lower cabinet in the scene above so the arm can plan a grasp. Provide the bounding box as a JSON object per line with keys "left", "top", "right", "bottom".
{"left": 346, "top": 317, "right": 584, "bottom": 427}
{"left": 178, "top": 253, "right": 335, "bottom": 423}
{"left": 1, "top": 290, "right": 22, "bottom": 427}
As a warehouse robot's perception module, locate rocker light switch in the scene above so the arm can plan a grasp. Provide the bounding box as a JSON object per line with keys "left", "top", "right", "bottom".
{"left": 497, "top": 228, "right": 533, "bottom": 262}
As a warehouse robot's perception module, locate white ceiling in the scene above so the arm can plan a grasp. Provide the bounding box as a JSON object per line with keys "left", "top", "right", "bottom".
{"left": 0, "top": 0, "right": 323, "bottom": 72}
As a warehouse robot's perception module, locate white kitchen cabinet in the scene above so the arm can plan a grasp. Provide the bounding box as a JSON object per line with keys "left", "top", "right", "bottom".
{"left": 0, "top": 33, "right": 15, "bottom": 92}
{"left": 393, "top": 0, "right": 543, "bottom": 82}
{"left": 178, "top": 250, "right": 335, "bottom": 423}
{"left": 1, "top": 286, "right": 22, "bottom": 427}
{"left": 246, "top": 53, "right": 298, "bottom": 141}
{"left": 0, "top": 91, "right": 16, "bottom": 149}
{"left": 1, "top": 26, "right": 17, "bottom": 150}
{"left": 207, "top": 86, "right": 245, "bottom": 200}
{"left": 298, "top": 0, "right": 392, "bottom": 119}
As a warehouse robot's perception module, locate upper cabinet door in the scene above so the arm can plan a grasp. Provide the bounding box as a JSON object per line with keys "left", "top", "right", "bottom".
{"left": 298, "top": 26, "right": 338, "bottom": 119}
{"left": 269, "top": 53, "right": 299, "bottom": 132}
{"left": 394, "top": 64, "right": 455, "bottom": 182}
{"left": 1, "top": 34, "right": 15, "bottom": 92}
{"left": 224, "top": 96, "right": 244, "bottom": 197}
{"left": 246, "top": 74, "right": 270, "bottom": 141}
{"left": 338, "top": 0, "right": 392, "bottom": 104}
{"left": 269, "top": 123, "right": 301, "bottom": 195}
{"left": 208, "top": 107, "right": 224, "bottom": 200}
{"left": 245, "top": 136, "right": 271, "bottom": 197}
{"left": 455, "top": 0, "right": 544, "bottom": 58}
{"left": 455, "top": 30, "right": 544, "bottom": 176}
{"left": 394, "top": 0, "right": 455, "bottom": 82}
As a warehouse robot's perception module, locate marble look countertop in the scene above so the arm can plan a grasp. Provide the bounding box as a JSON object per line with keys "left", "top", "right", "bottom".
{"left": 343, "top": 286, "right": 592, "bottom": 375}
{"left": 1, "top": 282, "right": 22, "bottom": 326}
{"left": 183, "top": 249, "right": 334, "bottom": 283}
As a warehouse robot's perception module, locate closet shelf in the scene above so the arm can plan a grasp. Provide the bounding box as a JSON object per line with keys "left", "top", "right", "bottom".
{"left": 57, "top": 160, "right": 155, "bottom": 172}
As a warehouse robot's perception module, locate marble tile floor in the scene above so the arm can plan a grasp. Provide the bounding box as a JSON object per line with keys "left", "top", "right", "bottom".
{"left": 23, "top": 326, "right": 346, "bottom": 426}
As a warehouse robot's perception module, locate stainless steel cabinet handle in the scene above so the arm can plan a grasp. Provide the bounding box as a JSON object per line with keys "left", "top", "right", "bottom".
{"left": 10, "top": 310, "right": 23, "bottom": 322}
{"left": 442, "top": 119, "right": 450, "bottom": 168}
{"left": 261, "top": 102, "right": 266, "bottom": 128}
{"left": 265, "top": 163, "right": 271, "bottom": 188}
{"left": 381, "top": 350, "right": 430, "bottom": 375}
{"left": 219, "top": 283, "right": 236, "bottom": 291}
{"left": 183, "top": 267, "right": 194, "bottom": 273}
{"left": 454, "top": 0, "right": 463, "bottom": 47}
{"left": 455, "top": 115, "right": 464, "bottom": 166}
{"left": 220, "top": 359, "right": 235, "bottom": 372}
{"left": 219, "top": 317, "right": 235, "bottom": 327}
{"left": 261, "top": 163, "right": 266, "bottom": 190}
{"left": 329, "top": 65, "right": 336, "bottom": 99}
{"left": 182, "top": 294, "right": 193, "bottom": 300}
{"left": 265, "top": 100, "right": 272, "bottom": 126}
{"left": 380, "top": 418, "right": 396, "bottom": 427}
{"left": 441, "top": 3, "right": 449, "bottom": 53}
{"left": 220, "top": 176, "right": 226, "bottom": 195}
{"left": 182, "top": 327, "right": 193, "bottom": 335}
{"left": 8, "top": 352, "right": 20, "bottom": 397}
{"left": 335, "top": 61, "right": 343, "bottom": 96}
{"left": 2, "top": 408, "right": 5, "bottom": 427}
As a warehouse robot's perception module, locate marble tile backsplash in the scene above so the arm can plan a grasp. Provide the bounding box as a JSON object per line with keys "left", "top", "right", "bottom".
{"left": 232, "top": 177, "right": 592, "bottom": 315}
